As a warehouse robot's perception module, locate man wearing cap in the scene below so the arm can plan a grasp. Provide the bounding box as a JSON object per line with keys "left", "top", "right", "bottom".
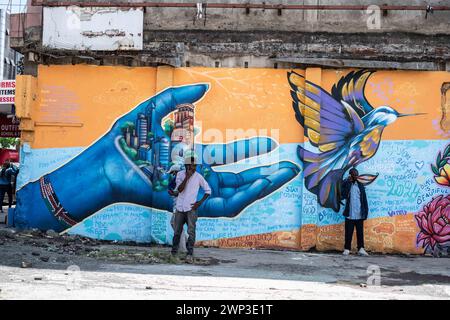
{"left": 171, "top": 157, "right": 211, "bottom": 263}
{"left": 167, "top": 164, "right": 188, "bottom": 253}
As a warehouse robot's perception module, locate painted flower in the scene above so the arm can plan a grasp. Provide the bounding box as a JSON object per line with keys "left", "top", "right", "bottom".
{"left": 415, "top": 195, "right": 450, "bottom": 250}
{"left": 434, "top": 163, "right": 450, "bottom": 187}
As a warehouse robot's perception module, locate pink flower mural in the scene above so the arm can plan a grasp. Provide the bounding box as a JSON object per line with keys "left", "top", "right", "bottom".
{"left": 415, "top": 195, "right": 450, "bottom": 251}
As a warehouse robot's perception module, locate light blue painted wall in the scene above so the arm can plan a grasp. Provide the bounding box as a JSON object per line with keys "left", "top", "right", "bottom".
{"left": 16, "top": 139, "right": 449, "bottom": 243}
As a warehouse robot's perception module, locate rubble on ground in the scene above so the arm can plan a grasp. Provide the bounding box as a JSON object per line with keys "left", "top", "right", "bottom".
{"left": 0, "top": 228, "right": 105, "bottom": 256}
{"left": 0, "top": 227, "right": 219, "bottom": 266}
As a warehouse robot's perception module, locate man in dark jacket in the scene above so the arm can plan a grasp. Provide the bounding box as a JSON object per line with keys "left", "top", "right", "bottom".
{"left": 0, "top": 161, "right": 15, "bottom": 213}
{"left": 341, "top": 168, "right": 369, "bottom": 256}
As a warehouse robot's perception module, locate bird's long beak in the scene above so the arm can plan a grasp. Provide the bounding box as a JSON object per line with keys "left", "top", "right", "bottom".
{"left": 398, "top": 112, "right": 426, "bottom": 117}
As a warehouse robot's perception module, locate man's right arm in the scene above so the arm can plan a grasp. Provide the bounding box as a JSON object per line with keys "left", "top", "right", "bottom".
{"left": 5, "top": 169, "right": 12, "bottom": 183}
{"left": 341, "top": 178, "right": 351, "bottom": 199}
{"left": 176, "top": 172, "right": 190, "bottom": 193}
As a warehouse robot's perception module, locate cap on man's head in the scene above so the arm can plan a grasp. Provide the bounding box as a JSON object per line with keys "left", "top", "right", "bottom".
{"left": 168, "top": 164, "right": 182, "bottom": 174}
{"left": 183, "top": 150, "right": 198, "bottom": 165}
{"left": 184, "top": 156, "right": 197, "bottom": 165}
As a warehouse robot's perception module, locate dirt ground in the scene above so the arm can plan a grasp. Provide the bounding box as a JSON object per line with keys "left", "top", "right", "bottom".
{"left": 0, "top": 225, "right": 449, "bottom": 300}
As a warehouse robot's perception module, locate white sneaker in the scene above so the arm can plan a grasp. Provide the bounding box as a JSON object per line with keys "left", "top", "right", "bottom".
{"left": 342, "top": 249, "right": 350, "bottom": 256}
{"left": 358, "top": 248, "right": 369, "bottom": 256}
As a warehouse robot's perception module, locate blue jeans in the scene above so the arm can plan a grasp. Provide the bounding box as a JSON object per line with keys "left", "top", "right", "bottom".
{"left": 171, "top": 210, "right": 198, "bottom": 255}
{"left": 0, "top": 184, "right": 12, "bottom": 211}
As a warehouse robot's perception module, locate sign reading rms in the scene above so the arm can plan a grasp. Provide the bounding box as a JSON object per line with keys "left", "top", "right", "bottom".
{"left": 0, "top": 80, "right": 15, "bottom": 104}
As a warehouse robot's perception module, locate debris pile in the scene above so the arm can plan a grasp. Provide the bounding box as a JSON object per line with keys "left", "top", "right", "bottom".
{"left": 0, "top": 228, "right": 103, "bottom": 256}
{"left": 0, "top": 227, "right": 222, "bottom": 266}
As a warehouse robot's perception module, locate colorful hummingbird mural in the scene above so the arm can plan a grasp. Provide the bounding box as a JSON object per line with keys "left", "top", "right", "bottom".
{"left": 288, "top": 70, "right": 423, "bottom": 212}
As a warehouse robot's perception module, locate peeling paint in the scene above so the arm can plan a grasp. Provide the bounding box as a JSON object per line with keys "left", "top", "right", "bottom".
{"left": 42, "top": 6, "right": 143, "bottom": 51}
{"left": 82, "top": 29, "right": 127, "bottom": 38}
{"left": 441, "top": 83, "right": 450, "bottom": 132}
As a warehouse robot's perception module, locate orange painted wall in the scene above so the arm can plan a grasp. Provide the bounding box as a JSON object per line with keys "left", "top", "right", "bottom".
{"left": 27, "top": 66, "right": 449, "bottom": 149}
{"left": 173, "top": 68, "right": 304, "bottom": 144}
{"left": 31, "top": 65, "right": 157, "bottom": 149}
{"left": 321, "top": 70, "right": 450, "bottom": 141}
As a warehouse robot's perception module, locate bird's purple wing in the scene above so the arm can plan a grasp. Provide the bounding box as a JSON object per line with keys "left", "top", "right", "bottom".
{"left": 288, "top": 71, "right": 364, "bottom": 154}
{"left": 356, "top": 174, "right": 379, "bottom": 186}
{"left": 288, "top": 71, "right": 321, "bottom": 148}
{"left": 331, "top": 70, "right": 375, "bottom": 118}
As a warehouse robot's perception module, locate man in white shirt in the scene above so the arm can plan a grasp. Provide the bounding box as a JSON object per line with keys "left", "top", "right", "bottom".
{"left": 171, "top": 157, "right": 211, "bottom": 262}
{"left": 167, "top": 164, "right": 187, "bottom": 253}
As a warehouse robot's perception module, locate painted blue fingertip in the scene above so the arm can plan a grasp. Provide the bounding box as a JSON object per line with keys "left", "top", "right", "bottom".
{"left": 172, "top": 83, "right": 209, "bottom": 105}
{"left": 278, "top": 160, "right": 301, "bottom": 175}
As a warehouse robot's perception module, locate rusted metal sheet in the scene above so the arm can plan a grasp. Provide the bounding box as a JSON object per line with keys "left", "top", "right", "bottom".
{"left": 42, "top": 6, "right": 143, "bottom": 51}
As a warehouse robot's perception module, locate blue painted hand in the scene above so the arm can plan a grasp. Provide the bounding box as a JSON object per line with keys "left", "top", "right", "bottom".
{"left": 14, "top": 84, "right": 300, "bottom": 232}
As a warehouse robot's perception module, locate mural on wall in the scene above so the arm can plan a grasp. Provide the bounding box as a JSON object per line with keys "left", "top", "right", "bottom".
{"left": 13, "top": 65, "right": 450, "bottom": 253}
{"left": 288, "top": 70, "right": 422, "bottom": 212}
{"left": 415, "top": 144, "right": 450, "bottom": 256}
{"left": 15, "top": 83, "right": 300, "bottom": 233}
{"left": 432, "top": 144, "right": 450, "bottom": 187}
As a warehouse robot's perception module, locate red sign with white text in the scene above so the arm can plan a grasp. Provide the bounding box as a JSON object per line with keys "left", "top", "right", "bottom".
{"left": 0, "top": 80, "right": 15, "bottom": 104}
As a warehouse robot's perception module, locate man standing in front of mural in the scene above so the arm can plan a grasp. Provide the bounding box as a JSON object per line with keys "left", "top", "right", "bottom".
{"left": 171, "top": 157, "right": 211, "bottom": 263}
{"left": 341, "top": 168, "right": 370, "bottom": 256}
{"left": 168, "top": 164, "right": 188, "bottom": 253}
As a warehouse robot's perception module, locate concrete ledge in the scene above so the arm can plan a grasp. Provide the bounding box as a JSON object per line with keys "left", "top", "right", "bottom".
{"left": 273, "top": 57, "right": 441, "bottom": 71}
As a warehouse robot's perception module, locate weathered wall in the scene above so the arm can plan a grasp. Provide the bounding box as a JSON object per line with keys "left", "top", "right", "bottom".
{"left": 42, "top": 7, "right": 144, "bottom": 51}
{"left": 38, "top": 0, "right": 450, "bottom": 34}
{"left": 12, "top": 65, "right": 450, "bottom": 254}
{"left": 142, "top": 31, "right": 450, "bottom": 69}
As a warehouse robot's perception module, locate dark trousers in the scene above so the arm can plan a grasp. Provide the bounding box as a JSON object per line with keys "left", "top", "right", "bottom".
{"left": 344, "top": 218, "right": 365, "bottom": 250}
{"left": 0, "top": 184, "right": 12, "bottom": 211}
{"left": 172, "top": 210, "right": 197, "bottom": 255}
